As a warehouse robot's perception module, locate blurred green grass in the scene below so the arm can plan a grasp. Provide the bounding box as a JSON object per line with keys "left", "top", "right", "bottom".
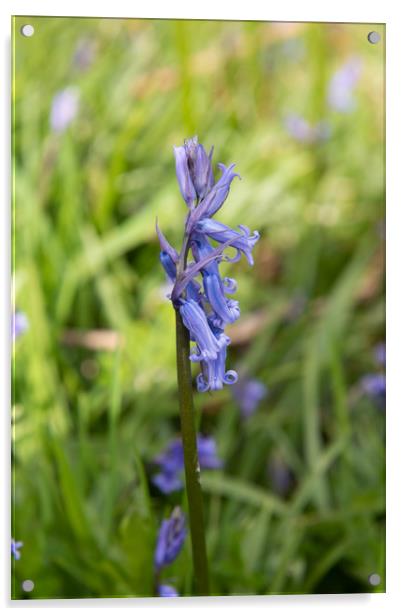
{"left": 12, "top": 17, "right": 385, "bottom": 598}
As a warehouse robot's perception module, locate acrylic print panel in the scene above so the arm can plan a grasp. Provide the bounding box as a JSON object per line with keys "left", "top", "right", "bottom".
{"left": 12, "top": 16, "right": 385, "bottom": 599}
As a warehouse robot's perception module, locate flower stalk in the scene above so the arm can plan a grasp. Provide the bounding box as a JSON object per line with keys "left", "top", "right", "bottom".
{"left": 175, "top": 308, "right": 210, "bottom": 596}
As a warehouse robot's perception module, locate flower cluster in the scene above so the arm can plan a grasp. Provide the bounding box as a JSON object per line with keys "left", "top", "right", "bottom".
{"left": 154, "top": 507, "right": 186, "bottom": 597}
{"left": 157, "top": 137, "right": 260, "bottom": 392}
{"left": 152, "top": 434, "right": 222, "bottom": 494}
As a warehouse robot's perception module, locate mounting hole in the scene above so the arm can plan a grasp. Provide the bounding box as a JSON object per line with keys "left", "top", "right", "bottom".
{"left": 367, "top": 31, "right": 380, "bottom": 44}
{"left": 368, "top": 573, "right": 381, "bottom": 586}
{"left": 22, "top": 579, "right": 34, "bottom": 592}
{"left": 20, "top": 24, "right": 34, "bottom": 37}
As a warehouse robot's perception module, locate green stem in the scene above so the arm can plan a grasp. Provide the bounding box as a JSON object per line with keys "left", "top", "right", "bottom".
{"left": 175, "top": 308, "right": 210, "bottom": 596}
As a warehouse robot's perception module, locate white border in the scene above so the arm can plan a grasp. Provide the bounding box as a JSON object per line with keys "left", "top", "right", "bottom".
{"left": 2, "top": 1, "right": 401, "bottom": 614}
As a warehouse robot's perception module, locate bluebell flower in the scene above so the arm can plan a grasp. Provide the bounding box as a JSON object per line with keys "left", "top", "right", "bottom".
{"left": 11, "top": 538, "right": 23, "bottom": 560}
{"left": 157, "top": 137, "right": 260, "bottom": 392}
{"left": 13, "top": 311, "right": 29, "bottom": 340}
{"left": 232, "top": 377, "right": 268, "bottom": 418}
{"left": 154, "top": 439, "right": 184, "bottom": 471}
{"left": 180, "top": 299, "right": 227, "bottom": 362}
{"left": 285, "top": 115, "right": 331, "bottom": 144}
{"left": 327, "top": 57, "right": 361, "bottom": 113}
{"left": 196, "top": 434, "right": 223, "bottom": 469}
{"left": 158, "top": 584, "right": 179, "bottom": 597}
{"left": 196, "top": 343, "right": 238, "bottom": 393}
{"left": 360, "top": 373, "right": 386, "bottom": 404}
{"left": 50, "top": 87, "right": 79, "bottom": 134}
{"left": 154, "top": 507, "right": 186, "bottom": 572}
{"left": 153, "top": 470, "right": 184, "bottom": 495}
{"left": 195, "top": 219, "right": 260, "bottom": 266}
{"left": 152, "top": 435, "right": 222, "bottom": 494}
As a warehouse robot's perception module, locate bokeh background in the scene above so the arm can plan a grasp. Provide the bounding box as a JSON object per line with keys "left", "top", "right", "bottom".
{"left": 12, "top": 17, "right": 385, "bottom": 598}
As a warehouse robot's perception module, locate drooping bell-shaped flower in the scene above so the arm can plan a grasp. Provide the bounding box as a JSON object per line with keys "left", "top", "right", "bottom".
{"left": 196, "top": 219, "right": 260, "bottom": 266}
{"left": 196, "top": 344, "right": 238, "bottom": 393}
{"left": 191, "top": 234, "right": 240, "bottom": 326}
{"left": 179, "top": 299, "right": 227, "bottom": 361}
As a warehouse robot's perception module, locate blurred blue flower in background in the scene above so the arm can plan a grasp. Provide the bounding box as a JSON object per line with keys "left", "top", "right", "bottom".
{"left": 232, "top": 377, "right": 268, "bottom": 419}
{"left": 11, "top": 538, "right": 23, "bottom": 560}
{"left": 50, "top": 87, "right": 79, "bottom": 134}
{"left": 374, "top": 342, "right": 386, "bottom": 366}
{"left": 268, "top": 455, "right": 293, "bottom": 497}
{"left": 73, "top": 38, "right": 96, "bottom": 71}
{"left": 360, "top": 373, "right": 386, "bottom": 406}
{"left": 154, "top": 507, "right": 186, "bottom": 572}
{"left": 327, "top": 57, "right": 362, "bottom": 112}
{"left": 152, "top": 434, "right": 222, "bottom": 494}
{"left": 360, "top": 341, "right": 386, "bottom": 408}
{"left": 13, "top": 311, "right": 28, "bottom": 340}
{"left": 284, "top": 115, "right": 331, "bottom": 144}
{"left": 157, "top": 137, "right": 260, "bottom": 393}
{"left": 158, "top": 583, "right": 179, "bottom": 597}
